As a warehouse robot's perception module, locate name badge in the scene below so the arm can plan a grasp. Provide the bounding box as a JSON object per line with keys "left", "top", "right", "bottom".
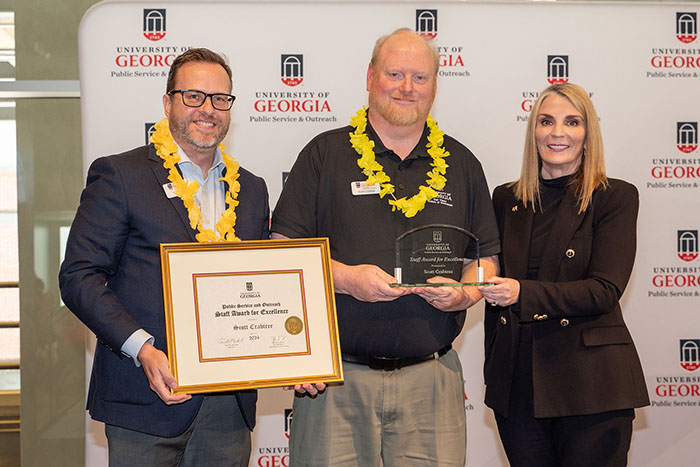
{"left": 350, "top": 181, "right": 380, "bottom": 196}
{"left": 163, "top": 182, "right": 177, "bottom": 199}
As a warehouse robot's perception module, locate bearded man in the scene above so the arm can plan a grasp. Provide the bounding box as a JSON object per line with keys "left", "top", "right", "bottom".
{"left": 271, "top": 29, "right": 500, "bottom": 466}
{"left": 59, "top": 48, "right": 269, "bottom": 466}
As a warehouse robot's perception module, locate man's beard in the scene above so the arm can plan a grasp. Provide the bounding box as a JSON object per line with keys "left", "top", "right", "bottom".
{"left": 368, "top": 91, "right": 432, "bottom": 127}
{"left": 169, "top": 115, "right": 229, "bottom": 150}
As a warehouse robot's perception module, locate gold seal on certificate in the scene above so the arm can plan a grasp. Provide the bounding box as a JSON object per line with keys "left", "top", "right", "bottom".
{"left": 285, "top": 316, "right": 304, "bottom": 335}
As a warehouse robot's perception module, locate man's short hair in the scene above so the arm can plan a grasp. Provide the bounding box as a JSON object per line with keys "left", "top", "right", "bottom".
{"left": 370, "top": 27, "right": 440, "bottom": 75}
{"left": 166, "top": 48, "right": 232, "bottom": 93}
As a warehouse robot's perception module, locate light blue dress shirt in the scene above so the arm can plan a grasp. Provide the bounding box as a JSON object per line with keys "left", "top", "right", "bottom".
{"left": 121, "top": 144, "right": 227, "bottom": 366}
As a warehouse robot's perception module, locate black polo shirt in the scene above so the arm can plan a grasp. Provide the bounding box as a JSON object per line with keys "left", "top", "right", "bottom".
{"left": 272, "top": 120, "right": 500, "bottom": 358}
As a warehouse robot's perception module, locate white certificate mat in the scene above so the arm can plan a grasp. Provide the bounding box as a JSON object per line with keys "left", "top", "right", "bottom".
{"left": 160, "top": 238, "right": 342, "bottom": 393}
{"left": 193, "top": 270, "right": 310, "bottom": 361}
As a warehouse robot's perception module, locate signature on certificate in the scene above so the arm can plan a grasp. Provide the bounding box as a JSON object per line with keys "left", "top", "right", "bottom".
{"left": 219, "top": 336, "right": 244, "bottom": 348}
{"left": 271, "top": 335, "right": 288, "bottom": 347}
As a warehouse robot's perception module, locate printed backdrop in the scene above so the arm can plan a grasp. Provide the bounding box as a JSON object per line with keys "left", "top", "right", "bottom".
{"left": 79, "top": 1, "right": 700, "bottom": 466}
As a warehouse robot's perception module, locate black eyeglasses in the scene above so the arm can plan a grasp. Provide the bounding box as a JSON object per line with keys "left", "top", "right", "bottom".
{"left": 168, "top": 89, "right": 236, "bottom": 111}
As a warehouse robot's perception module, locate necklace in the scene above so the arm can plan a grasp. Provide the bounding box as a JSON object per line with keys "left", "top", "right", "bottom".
{"left": 349, "top": 106, "right": 449, "bottom": 218}
{"left": 151, "top": 118, "right": 240, "bottom": 242}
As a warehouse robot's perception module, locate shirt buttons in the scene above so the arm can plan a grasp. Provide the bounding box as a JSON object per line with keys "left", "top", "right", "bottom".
{"left": 398, "top": 183, "right": 405, "bottom": 190}
{"left": 560, "top": 318, "right": 570, "bottom": 327}
{"left": 500, "top": 316, "right": 507, "bottom": 325}
{"left": 533, "top": 314, "right": 548, "bottom": 321}
{"left": 565, "top": 249, "right": 575, "bottom": 258}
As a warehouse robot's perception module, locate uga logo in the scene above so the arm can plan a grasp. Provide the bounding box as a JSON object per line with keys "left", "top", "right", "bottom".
{"left": 416, "top": 10, "right": 437, "bottom": 39}
{"left": 676, "top": 12, "right": 697, "bottom": 44}
{"left": 284, "top": 409, "right": 293, "bottom": 439}
{"left": 145, "top": 123, "right": 156, "bottom": 145}
{"left": 676, "top": 122, "right": 698, "bottom": 154}
{"left": 677, "top": 230, "right": 698, "bottom": 262}
{"left": 547, "top": 55, "right": 569, "bottom": 85}
{"left": 143, "top": 9, "right": 166, "bottom": 42}
{"left": 680, "top": 339, "right": 700, "bottom": 371}
{"left": 281, "top": 55, "right": 303, "bottom": 87}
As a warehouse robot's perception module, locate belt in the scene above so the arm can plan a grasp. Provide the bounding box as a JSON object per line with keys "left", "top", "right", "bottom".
{"left": 341, "top": 345, "right": 452, "bottom": 371}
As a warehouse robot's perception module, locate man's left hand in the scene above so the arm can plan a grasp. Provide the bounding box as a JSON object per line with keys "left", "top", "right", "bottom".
{"left": 283, "top": 382, "right": 326, "bottom": 397}
{"left": 412, "top": 277, "right": 474, "bottom": 312}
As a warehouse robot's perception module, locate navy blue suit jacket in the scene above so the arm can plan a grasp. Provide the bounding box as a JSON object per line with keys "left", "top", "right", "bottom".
{"left": 59, "top": 144, "right": 270, "bottom": 436}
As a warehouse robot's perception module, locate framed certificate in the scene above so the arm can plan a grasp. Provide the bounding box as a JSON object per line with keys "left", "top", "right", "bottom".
{"left": 160, "top": 238, "right": 343, "bottom": 394}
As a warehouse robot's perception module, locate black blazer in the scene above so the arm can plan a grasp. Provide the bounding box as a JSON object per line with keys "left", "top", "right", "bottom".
{"left": 484, "top": 178, "right": 649, "bottom": 418}
{"left": 59, "top": 144, "right": 270, "bottom": 436}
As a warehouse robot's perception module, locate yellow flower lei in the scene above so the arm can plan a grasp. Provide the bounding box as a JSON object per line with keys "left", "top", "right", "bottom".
{"left": 150, "top": 118, "right": 241, "bottom": 242}
{"left": 349, "top": 106, "right": 449, "bottom": 218}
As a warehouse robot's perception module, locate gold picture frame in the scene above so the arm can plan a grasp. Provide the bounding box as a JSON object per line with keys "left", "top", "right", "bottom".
{"left": 160, "top": 238, "right": 343, "bottom": 394}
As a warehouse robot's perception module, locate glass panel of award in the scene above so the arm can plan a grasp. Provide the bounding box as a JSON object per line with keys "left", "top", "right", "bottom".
{"left": 390, "top": 224, "right": 494, "bottom": 287}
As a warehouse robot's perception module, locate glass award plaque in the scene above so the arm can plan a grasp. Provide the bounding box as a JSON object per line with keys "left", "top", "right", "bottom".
{"left": 390, "top": 224, "right": 494, "bottom": 288}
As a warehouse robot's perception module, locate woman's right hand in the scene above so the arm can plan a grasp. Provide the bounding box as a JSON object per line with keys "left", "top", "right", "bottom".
{"left": 478, "top": 276, "right": 520, "bottom": 308}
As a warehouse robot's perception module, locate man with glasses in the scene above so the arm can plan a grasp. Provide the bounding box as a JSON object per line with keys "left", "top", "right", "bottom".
{"left": 59, "top": 48, "right": 269, "bottom": 466}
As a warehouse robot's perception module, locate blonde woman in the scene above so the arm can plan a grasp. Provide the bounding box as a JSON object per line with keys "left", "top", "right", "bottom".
{"left": 480, "top": 83, "right": 649, "bottom": 467}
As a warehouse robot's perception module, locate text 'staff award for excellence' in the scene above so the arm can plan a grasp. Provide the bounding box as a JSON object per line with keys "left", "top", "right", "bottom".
{"left": 391, "top": 224, "right": 494, "bottom": 287}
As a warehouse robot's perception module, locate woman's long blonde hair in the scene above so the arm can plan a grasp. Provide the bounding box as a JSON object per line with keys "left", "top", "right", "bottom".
{"left": 512, "top": 83, "right": 608, "bottom": 214}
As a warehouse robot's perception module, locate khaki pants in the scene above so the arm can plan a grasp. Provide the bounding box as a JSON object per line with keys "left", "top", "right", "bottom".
{"left": 289, "top": 349, "right": 466, "bottom": 467}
